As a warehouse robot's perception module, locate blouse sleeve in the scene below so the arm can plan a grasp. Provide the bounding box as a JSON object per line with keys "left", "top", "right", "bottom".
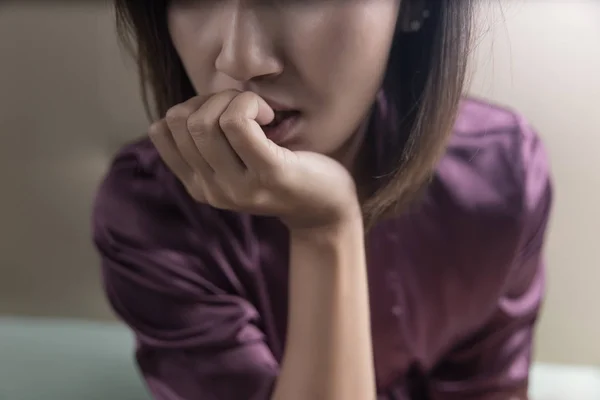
{"left": 92, "top": 144, "right": 279, "bottom": 400}
{"left": 428, "top": 120, "right": 553, "bottom": 400}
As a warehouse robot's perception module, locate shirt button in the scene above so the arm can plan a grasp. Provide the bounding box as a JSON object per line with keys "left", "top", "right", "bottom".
{"left": 392, "top": 306, "right": 403, "bottom": 317}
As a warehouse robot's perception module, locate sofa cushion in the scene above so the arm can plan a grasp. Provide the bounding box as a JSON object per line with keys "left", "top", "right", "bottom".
{"left": 1, "top": 318, "right": 599, "bottom": 400}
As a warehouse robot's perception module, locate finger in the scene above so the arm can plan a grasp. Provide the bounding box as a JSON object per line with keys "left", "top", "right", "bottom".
{"left": 148, "top": 119, "right": 193, "bottom": 182}
{"left": 253, "top": 94, "right": 276, "bottom": 126}
{"left": 187, "top": 90, "right": 247, "bottom": 179}
{"left": 150, "top": 119, "right": 213, "bottom": 204}
{"left": 165, "top": 96, "right": 214, "bottom": 174}
{"left": 219, "top": 91, "right": 279, "bottom": 171}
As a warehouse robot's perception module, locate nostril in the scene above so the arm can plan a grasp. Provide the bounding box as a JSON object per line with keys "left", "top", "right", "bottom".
{"left": 214, "top": 42, "right": 283, "bottom": 83}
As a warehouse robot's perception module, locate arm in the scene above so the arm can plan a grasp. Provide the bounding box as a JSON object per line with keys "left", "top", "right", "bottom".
{"left": 428, "top": 249, "right": 546, "bottom": 400}
{"left": 93, "top": 147, "right": 279, "bottom": 400}
{"left": 273, "top": 210, "right": 376, "bottom": 400}
{"left": 93, "top": 142, "right": 376, "bottom": 400}
{"left": 143, "top": 90, "right": 378, "bottom": 399}
{"left": 428, "top": 119, "right": 553, "bottom": 400}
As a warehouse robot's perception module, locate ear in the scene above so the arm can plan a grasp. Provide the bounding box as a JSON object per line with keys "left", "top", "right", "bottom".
{"left": 398, "top": 0, "right": 430, "bottom": 33}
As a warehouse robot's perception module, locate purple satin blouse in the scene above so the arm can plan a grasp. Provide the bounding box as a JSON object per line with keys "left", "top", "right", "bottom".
{"left": 92, "top": 98, "right": 553, "bottom": 399}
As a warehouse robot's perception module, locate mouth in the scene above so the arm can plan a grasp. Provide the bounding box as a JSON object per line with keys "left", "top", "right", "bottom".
{"left": 261, "top": 109, "right": 301, "bottom": 144}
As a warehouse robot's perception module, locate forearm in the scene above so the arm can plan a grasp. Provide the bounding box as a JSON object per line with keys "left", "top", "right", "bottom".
{"left": 272, "top": 212, "right": 376, "bottom": 400}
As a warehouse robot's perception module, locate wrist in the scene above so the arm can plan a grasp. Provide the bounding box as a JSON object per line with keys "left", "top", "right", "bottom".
{"left": 288, "top": 204, "right": 364, "bottom": 247}
{"left": 288, "top": 198, "right": 362, "bottom": 233}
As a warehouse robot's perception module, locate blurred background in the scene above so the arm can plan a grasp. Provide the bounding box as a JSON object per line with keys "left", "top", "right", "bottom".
{"left": 0, "top": 1, "right": 599, "bottom": 399}
{"left": 469, "top": 1, "right": 600, "bottom": 366}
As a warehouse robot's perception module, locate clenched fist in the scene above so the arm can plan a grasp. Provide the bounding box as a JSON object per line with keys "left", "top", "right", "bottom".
{"left": 149, "top": 90, "right": 361, "bottom": 230}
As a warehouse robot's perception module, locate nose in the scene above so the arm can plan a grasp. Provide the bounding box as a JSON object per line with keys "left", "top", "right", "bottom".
{"left": 215, "top": 8, "right": 283, "bottom": 82}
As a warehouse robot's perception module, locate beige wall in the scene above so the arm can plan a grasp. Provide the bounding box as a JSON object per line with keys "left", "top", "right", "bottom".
{"left": 0, "top": 2, "right": 598, "bottom": 365}
{"left": 0, "top": 3, "right": 145, "bottom": 320}
{"left": 469, "top": 0, "right": 600, "bottom": 365}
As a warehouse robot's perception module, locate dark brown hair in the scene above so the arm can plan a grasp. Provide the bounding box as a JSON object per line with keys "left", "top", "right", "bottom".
{"left": 114, "top": 0, "right": 475, "bottom": 228}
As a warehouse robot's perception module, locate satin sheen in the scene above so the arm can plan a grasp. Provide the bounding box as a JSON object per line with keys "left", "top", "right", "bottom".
{"left": 93, "top": 98, "right": 552, "bottom": 399}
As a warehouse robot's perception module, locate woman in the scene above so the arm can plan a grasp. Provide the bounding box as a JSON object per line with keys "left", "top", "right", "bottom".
{"left": 93, "top": 1, "right": 553, "bottom": 399}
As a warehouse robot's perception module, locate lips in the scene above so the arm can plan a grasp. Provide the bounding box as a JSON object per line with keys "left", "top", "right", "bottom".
{"left": 254, "top": 95, "right": 301, "bottom": 144}
{"left": 261, "top": 110, "right": 301, "bottom": 145}
{"left": 264, "top": 110, "right": 300, "bottom": 128}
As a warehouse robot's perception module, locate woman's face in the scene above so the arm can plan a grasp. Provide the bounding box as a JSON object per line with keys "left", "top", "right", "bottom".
{"left": 167, "top": 0, "right": 401, "bottom": 158}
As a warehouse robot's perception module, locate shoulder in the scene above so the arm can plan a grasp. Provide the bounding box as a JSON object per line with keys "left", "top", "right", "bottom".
{"left": 93, "top": 137, "right": 244, "bottom": 235}
{"left": 91, "top": 140, "right": 273, "bottom": 361}
{"left": 93, "top": 137, "right": 195, "bottom": 248}
{"left": 408, "top": 98, "right": 553, "bottom": 285}
{"left": 92, "top": 137, "right": 257, "bottom": 294}
{"left": 432, "top": 97, "right": 553, "bottom": 230}
{"left": 383, "top": 99, "right": 554, "bottom": 327}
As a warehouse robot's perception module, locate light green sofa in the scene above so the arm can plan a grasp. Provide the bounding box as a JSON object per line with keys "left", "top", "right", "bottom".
{"left": 1, "top": 318, "right": 599, "bottom": 400}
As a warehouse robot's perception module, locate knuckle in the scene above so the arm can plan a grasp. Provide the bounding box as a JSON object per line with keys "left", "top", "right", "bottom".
{"left": 219, "top": 113, "right": 248, "bottom": 133}
{"left": 238, "top": 91, "right": 257, "bottom": 103}
{"left": 186, "top": 184, "right": 205, "bottom": 203}
{"left": 184, "top": 175, "right": 206, "bottom": 202}
{"left": 249, "top": 189, "right": 270, "bottom": 208}
{"left": 187, "top": 113, "right": 212, "bottom": 137}
{"left": 205, "top": 189, "right": 228, "bottom": 209}
{"left": 221, "top": 89, "right": 242, "bottom": 99}
{"left": 165, "top": 105, "right": 192, "bottom": 127}
{"left": 220, "top": 183, "right": 241, "bottom": 204}
{"left": 217, "top": 181, "right": 253, "bottom": 209}
{"left": 218, "top": 89, "right": 242, "bottom": 102}
{"left": 148, "top": 120, "right": 167, "bottom": 139}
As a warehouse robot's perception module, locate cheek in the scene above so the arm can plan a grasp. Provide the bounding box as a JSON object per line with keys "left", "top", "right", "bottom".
{"left": 167, "top": 8, "right": 219, "bottom": 94}
{"left": 288, "top": 7, "right": 398, "bottom": 101}
{"left": 285, "top": 8, "right": 398, "bottom": 152}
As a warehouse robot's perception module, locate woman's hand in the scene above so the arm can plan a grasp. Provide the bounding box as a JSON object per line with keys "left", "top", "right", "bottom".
{"left": 149, "top": 90, "right": 360, "bottom": 230}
